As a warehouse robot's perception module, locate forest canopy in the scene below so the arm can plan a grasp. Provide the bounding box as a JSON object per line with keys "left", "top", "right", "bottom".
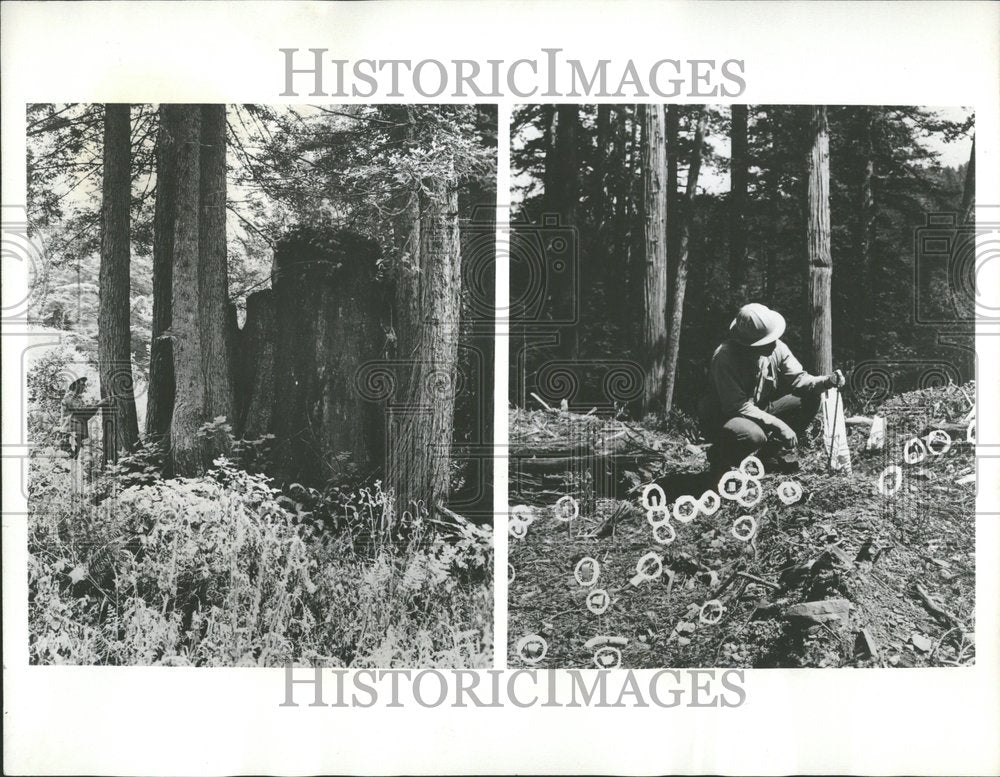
{"left": 27, "top": 102, "right": 497, "bottom": 509}
{"left": 27, "top": 103, "right": 495, "bottom": 363}
{"left": 509, "top": 104, "right": 975, "bottom": 418}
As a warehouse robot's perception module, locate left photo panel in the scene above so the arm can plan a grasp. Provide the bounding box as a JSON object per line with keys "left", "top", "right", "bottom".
{"left": 24, "top": 103, "right": 497, "bottom": 667}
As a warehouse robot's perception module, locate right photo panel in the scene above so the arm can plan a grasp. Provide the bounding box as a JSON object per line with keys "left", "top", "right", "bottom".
{"left": 507, "top": 104, "right": 976, "bottom": 670}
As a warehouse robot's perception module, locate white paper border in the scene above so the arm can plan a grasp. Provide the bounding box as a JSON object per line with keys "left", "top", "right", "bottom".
{"left": 3, "top": 2, "right": 998, "bottom": 774}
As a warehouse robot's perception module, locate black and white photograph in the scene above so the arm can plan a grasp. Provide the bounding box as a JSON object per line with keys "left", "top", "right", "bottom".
{"left": 23, "top": 102, "right": 497, "bottom": 667}
{"left": 3, "top": 2, "right": 998, "bottom": 775}
{"left": 508, "top": 103, "right": 977, "bottom": 669}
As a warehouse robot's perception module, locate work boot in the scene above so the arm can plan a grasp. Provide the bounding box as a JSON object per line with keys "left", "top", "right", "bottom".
{"left": 705, "top": 444, "right": 728, "bottom": 480}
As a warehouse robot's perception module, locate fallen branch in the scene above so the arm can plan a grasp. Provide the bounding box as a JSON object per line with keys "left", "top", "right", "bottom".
{"left": 914, "top": 583, "right": 967, "bottom": 632}
{"left": 529, "top": 392, "right": 554, "bottom": 411}
{"left": 712, "top": 570, "right": 740, "bottom": 598}
{"left": 736, "top": 571, "right": 780, "bottom": 590}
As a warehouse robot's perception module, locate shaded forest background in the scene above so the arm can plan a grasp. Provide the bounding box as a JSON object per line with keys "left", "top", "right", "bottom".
{"left": 509, "top": 104, "right": 975, "bottom": 422}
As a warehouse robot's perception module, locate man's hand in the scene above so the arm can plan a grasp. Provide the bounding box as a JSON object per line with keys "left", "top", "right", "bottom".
{"left": 825, "top": 369, "right": 846, "bottom": 389}
{"left": 773, "top": 420, "right": 798, "bottom": 448}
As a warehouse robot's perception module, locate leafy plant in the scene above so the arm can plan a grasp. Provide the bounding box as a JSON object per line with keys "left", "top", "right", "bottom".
{"left": 29, "top": 453, "right": 493, "bottom": 667}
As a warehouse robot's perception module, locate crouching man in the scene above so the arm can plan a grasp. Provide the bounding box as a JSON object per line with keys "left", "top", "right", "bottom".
{"left": 700, "top": 303, "right": 844, "bottom": 475}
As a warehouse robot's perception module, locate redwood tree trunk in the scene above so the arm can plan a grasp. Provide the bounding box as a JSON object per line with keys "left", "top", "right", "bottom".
{"left": 389, "top": 171, "right": 462, "bottom": 516}
{"left": 641, "top": 103, "right": 668, "bottom": 415}
{"left": 237, "top": 289, "right": 276, "bottom": 439}
{"left": 595, "top": 105, "right": 612, "bottom": 310}
{"left": 146, "top": 105, "right": 179, "bottom": 445}
{"left": 611, "top": 106, "right": 632, "bottom": 330}
{"left": 169, "top": 105, "right": 206, "bottom": 476}
{"left": 388, "top": 105, "right": 422, "bottom": 364}
{"left": 806, "top": 106, "right": 833, "bottom": 375}
{"left": 665, "top": 105, "right": 679, "bottom": 313}
{"left": 542, "top": 106, "right": 557, "bottom": 208}
{"left": 545, "top": 105, "right": 578, "bottom": 361}
{"left": 729, "top": 105, "right": 749, "bottom": 303}
{"left": 98, "top": 103, "right": 139, "bottom": 462}
{"left": 663, "top": 110, "right": 709, "bottom": 413}
{"left": 624, "top": 108, "right": 641, "bottom": 355}
{"left": 198, "top": 105, "right": 234, "bottom": 427}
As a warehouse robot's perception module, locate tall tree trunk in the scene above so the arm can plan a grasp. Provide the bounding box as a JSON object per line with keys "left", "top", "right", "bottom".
{"left": 146, "top": 105, "right": 179, "bottom": 445}
{"left": 542, "top": 106, "right": 557, "bottom": 208}
{"left": 961, "top": 135, "right": 975, "bottom": 224}
{"left": 387, "top": 105, "right": 422, "bottom": 365}
{"left": 595, "top": 105, "right": 612, "bottom": 311}
{"left": 169, "top": 106, "right": 206, "bottom": 476}
{"left": 610, "top": 106, "right": 631, "bottom": 331}
{"left": 237, "top": 289, "right": 276, "bottom": 439}
{"left": 855, "top": 108, "right": 876, "bottom": 358}
{"left": 728, "top": 105, "right": 749, "bottom": 303}
{"left": 625, "top": 108, "right": 641, "bottom": 359}
{"left": 198, "top": 105, "right": 234, "bottom": 428}
{"left": 595, "top": 105, "right": 611, "bottom": 231}
{"left": 641, "top": 104, "right": 668, "bottom": 415}
{"left": 663, "top": 111, "right": 709, "bottom": 413}
{"left": 545, "top": 105, "right": 579, "bottom": 361}
{"left": 665, "top": 105, "right": 679, "bottom": 314}
{"left": 806, "top": 106, "right": 833, "bottom": 375}
{"left": 393, "top": 189, "right": 422, "bottom": 363}
{"left": 98, "top": 103, "right": 139, "bottom": 462}
{"left": 389, "top": 170, "right": 462, "bottom": 516}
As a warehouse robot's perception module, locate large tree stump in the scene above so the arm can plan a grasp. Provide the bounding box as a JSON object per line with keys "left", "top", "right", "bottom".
{"left": 266, "top": 227, "right": 384, "bottom": 486}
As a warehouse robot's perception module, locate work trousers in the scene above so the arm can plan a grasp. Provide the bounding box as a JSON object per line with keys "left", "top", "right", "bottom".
{"left": 703, "top": 392, "right": 821, "bottom": 471}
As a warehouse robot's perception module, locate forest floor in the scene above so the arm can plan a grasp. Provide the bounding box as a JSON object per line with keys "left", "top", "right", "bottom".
{"left": 508, "top": 382, "right": 977, "bottom": 669}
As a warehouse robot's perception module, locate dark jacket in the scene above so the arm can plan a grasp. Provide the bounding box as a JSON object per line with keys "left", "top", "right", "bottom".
{"left": 701, "top": 338, "right": 826, "bottom": 428}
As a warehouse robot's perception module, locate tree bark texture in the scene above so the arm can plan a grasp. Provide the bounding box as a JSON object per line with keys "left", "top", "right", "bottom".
{"left": 545, "top": 104, "right": 579, "bottom": 361}
{"left": 611, "top": 106, "right": 632, "bottom": 327}
{"left": 169, "top": 105, "right": 207, "bottom": 476}
{"left": 198, "top": 105, "right": 234, "bottom": 426}
{"left": 388, "top": 173, "right": 462, "bottom": 516}
{"left": 235, "top": 290, "right": 276, "bottom": 439}
{"left": 665, "top": 105, "right": 679, "bottom": 313}
{"left": 98, "top": 103, "right": 140, "bottom": 462}
{"left": 384, "top": 105, "right": 422, "bottom": 366}
{"left": 806, "top": 105, "right": 834, "bottom": 375}
{"left": 641, "top": 103, "right": 668, "bottom": 415}
{"left": 663, "top": 111, "right": 709, "bottom": 414}
{"left": 729, "top": 105, "right": 749, "bottom": 303}
{"left": 146, "top": 105, "right": 179, "bottom": 444}
{"left": 269, "top": 229, "right": 384, "bottom": 486}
